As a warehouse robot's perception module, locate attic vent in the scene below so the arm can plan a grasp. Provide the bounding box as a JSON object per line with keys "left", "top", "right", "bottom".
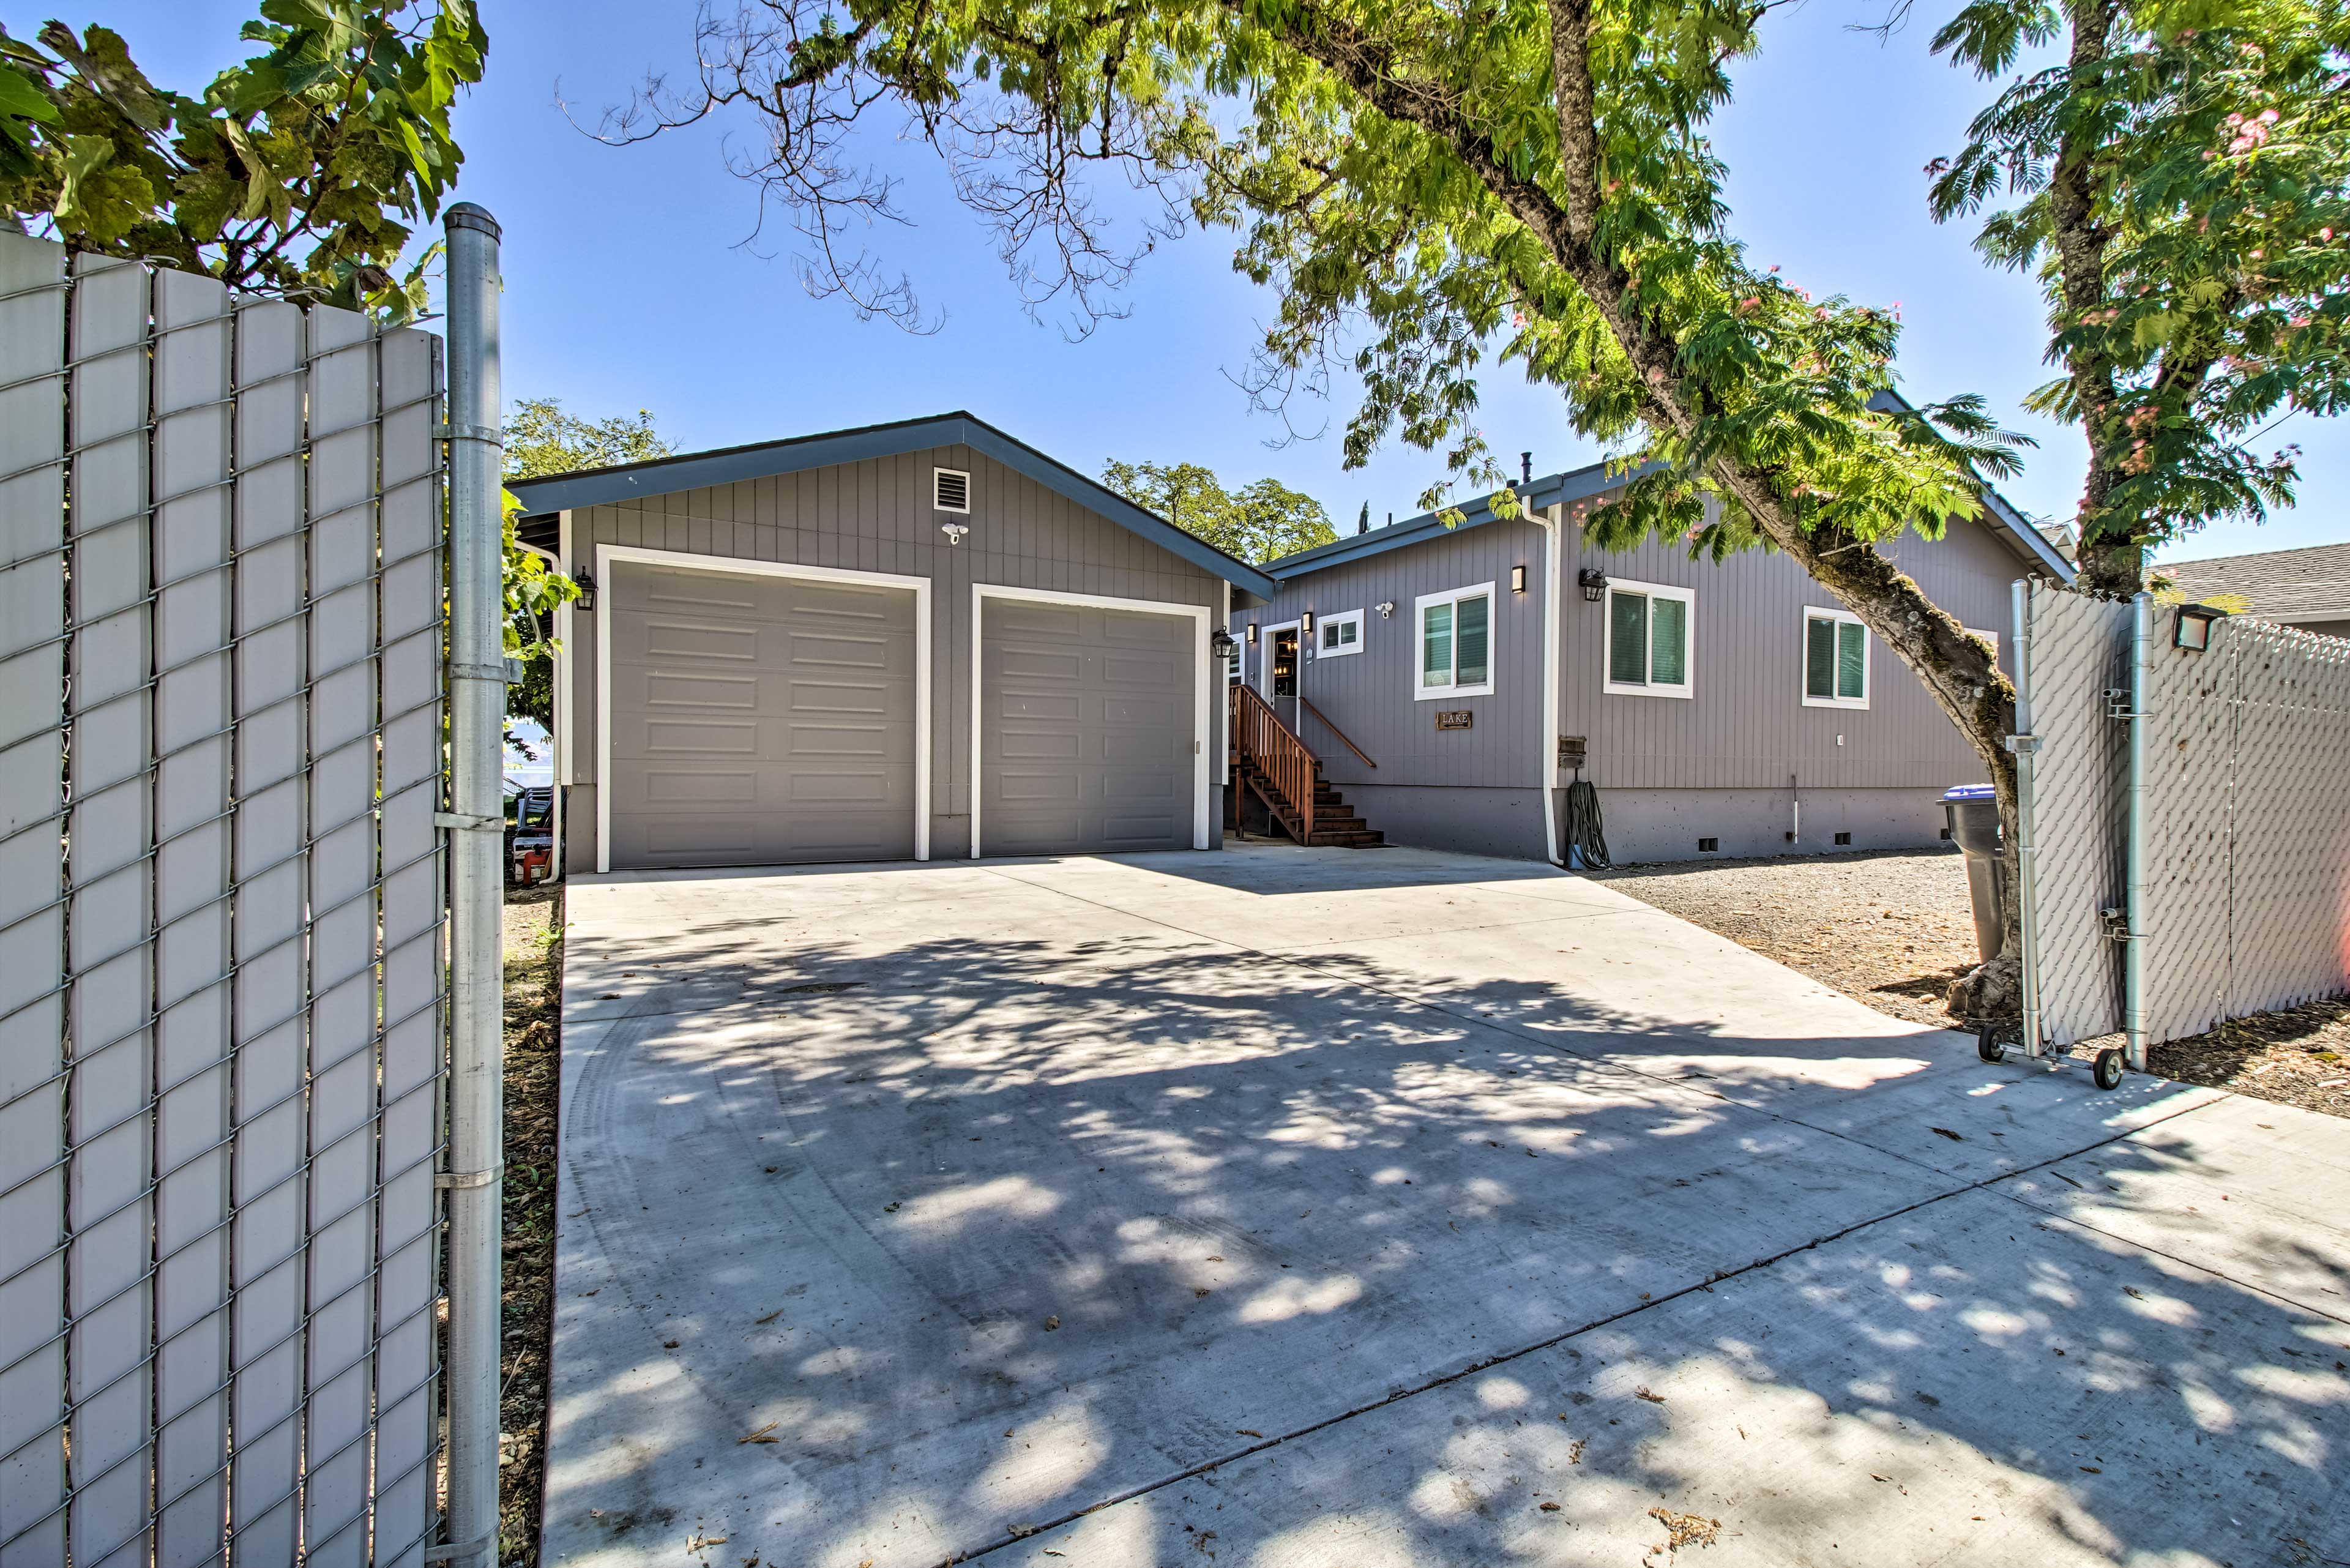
{"left": 933, "top": 467, "right": 971, "bottom": 513}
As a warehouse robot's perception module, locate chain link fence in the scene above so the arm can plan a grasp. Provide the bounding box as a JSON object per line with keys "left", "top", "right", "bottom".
{"left": 0, "top": 228, "right": 467, "bottom": 1567}
{"left": 2016, "top": 578, "right": 2350, "bottom": 1059}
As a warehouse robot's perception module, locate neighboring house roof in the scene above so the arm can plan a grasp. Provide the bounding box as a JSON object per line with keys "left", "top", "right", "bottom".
{"left": 1264, "top": 433, "right": 2075, "bottom": 584}
{"left": 507, "top": 411, "right": 1280, "bottom": 601}
{"left": 1263, "top": 455, "right": 1654, "bottom": 580}
{"left": 2158, "top": 541, "right": 2350, "bottom": 622}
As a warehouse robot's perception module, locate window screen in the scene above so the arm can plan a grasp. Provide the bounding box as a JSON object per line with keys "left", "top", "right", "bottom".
{"left": 1609, "top": 590, "right": 1649, "bottom": 685}
{"left": 1650, "top": 597, "right": 1687, "bottom": 687}
{"left": 1322, "top": 618, "right": 1357, "bottom": 651}
{"left": 1422, "top": 601, "right": 1453, "bottom": 687}
{"left": 1835, "top": 621, "right": 1865, "bottom": 700}
{"left": 1456, "top": 593, "right": 1490, "bottom": 685}
{"left": 1807, "top": 614, "right": 1865, "bottom": 701}
{"left": 1805, "top": 616, "right": 1836, "bottom": 698}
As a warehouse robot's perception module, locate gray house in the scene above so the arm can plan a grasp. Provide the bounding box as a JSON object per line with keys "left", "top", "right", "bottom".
{"left": 2157, "top": 541, "right": 2350, "bottom": 639}
{"left": 510, "top": 413, "right": 1275, "bottom": 873}
{"left": 1230, "top": 458, "right": 2075, "bottom": 865}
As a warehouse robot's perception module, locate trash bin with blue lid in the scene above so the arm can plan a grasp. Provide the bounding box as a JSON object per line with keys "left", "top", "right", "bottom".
{"left": 1941, "top": 784, "right": 2006, "bottom": 961}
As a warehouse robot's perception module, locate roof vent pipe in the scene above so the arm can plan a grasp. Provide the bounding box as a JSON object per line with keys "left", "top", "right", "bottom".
{"left": 1521, "top": 451, "right": 1533, "bottom": 485}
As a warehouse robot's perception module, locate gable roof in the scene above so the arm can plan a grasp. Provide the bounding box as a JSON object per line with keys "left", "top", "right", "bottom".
{"left": 2158, "top": 540, "right": 2350, "bottom": 622}
{"left": 505, "top": 411, "right": 1279, "bottom": 601}
{"left": 1262, "top": 398, "right": 2075, "bottom": 584}
{"left": 1264, "top": 457, "right": 1657, "bottom": 580}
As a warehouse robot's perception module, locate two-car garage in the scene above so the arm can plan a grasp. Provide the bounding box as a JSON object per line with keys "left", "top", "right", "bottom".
{"left": 600, "top": 554, "right": 1203, "bottom": 871}
{"left": 518, "top": 416, "right": 1272, "bottom": 875}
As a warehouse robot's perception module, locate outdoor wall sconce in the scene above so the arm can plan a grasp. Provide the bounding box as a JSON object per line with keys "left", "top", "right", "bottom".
{"left": 2174, "top": 603, "right": 2225, "bottom": 651}
{"left": 1511, "top": 564, "right": 1528, "bottom": 595}
{"left": 1378, "top": 601, "right": 1395, "bottom": 618}
{"left": 1300, "top": 610, "right": 1316, "bottom": 637}
{"left": 1247, "top": 622, "right": 1259, "bottom": 644}
{"left": 573, "top": 573, "right": 596, "bottom": 612}
{"left": 1577, "top": 567, "right": 1609, "bottom": 603}
{"left": 1209, "top": 628, "right": 1239, "bottom": 662}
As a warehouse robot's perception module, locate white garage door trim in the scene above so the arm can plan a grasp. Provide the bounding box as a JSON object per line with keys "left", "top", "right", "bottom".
{"left": 596, "top": 543, "right": 932, "bottom": 873}
{"left": 970, "top": 583, "right": 1212, "bottom": 857}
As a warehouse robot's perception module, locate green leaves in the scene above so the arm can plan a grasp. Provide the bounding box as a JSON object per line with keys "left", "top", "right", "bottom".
{"left": 1927, "top": 0, "right": 2350, "bottom": 582}
{"left": 1, "top": 4, "right": 487, "bottom": 321}
{"left": 1100, "top": 458, "right": 1340, "bottom": 562}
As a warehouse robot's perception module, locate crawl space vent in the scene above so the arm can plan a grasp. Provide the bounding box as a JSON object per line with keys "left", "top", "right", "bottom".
{"left": 934, "top": 467, "right": 971, "bottom": 513}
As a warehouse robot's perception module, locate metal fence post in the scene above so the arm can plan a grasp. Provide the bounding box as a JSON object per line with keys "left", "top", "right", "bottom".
{"left": 2124, "top": 591, "right": 2154, "bottom": 1072}
{"left": 2006, "top": 578, "right": 2045, "bottom": 1058}
{"left": 441, "top": 201, "right": 507, "bottom": 1566}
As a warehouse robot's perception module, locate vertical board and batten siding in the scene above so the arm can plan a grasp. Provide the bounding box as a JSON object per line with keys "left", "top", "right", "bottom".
{"left": 1242, "top": 517, "right": 1550, "bottom": 793}
{"left": 0, "top": 232, "right": 449, "bottom": 1568}
{"left": 1556, "top": 510, "right": 2015, "bottom": 793}
{"left": 562, "top": 444, "right": 1227, "bottom": 867}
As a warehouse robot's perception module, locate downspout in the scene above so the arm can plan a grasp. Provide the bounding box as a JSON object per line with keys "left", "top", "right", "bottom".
{"left": 2124, "top": 591, "right": 2154, "bottom": 1071}
{"left": 1535, "top": 502, "right": 1563, "bottom": 864}
{"left": 553, "top": 507, "right": 572, "bottom": 878}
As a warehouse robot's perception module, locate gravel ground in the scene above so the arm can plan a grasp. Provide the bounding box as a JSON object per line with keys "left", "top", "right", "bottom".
{"left": 1591, "top": 846, "right": 2350, "bottom": 1120}
{"left": 498, "top": 884, "right": 563, "bottom": 1567}
{"left": 1587, "top": 848, "right": 1982, "bottom": 1029}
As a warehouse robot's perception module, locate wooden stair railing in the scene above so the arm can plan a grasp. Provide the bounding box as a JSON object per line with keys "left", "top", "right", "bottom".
{"left": 1297, "top": 695, "right": 1376, "bottom": 769}
{"left": 1230, "top": 684, "right": 1316, "bottom": 842}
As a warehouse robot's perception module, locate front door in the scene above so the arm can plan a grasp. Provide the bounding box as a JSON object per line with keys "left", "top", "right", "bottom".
{"left": 1270, "top": 626, "right": 1300, "bottom": 728}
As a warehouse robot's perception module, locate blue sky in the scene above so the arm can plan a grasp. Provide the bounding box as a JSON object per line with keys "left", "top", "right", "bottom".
{"left": 46, "top": 0, "right": 2347, "bottom": 564}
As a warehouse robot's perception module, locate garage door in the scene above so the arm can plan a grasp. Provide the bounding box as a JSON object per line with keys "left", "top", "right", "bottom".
{"left": 607, "top": 562, "right": 919, "bottom": 869}
{"left": 980, "top": 597, "right": 1196, "bottom": 855}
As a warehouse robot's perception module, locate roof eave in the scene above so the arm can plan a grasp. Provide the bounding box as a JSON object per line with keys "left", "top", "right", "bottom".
{"left": 504, "top": 412, "right": 1278, "bottom": 600}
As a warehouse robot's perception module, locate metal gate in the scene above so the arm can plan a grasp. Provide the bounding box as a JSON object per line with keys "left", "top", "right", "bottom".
{"left": 0, "top": 208, "right": 506, "bottom": 1566}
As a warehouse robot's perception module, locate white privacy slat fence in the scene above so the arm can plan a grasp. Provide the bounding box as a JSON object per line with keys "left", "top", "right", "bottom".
{"left": 0, "top": 230, "right": 460, "bottom": 1567}
{"left": 2016, "top": 578, "right": 2350, "bottom": 1061}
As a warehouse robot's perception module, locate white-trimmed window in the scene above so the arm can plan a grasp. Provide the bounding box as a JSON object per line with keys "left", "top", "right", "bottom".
{"left": 1603, "top": 579, "right": 1694, "bottom": 699}
{"left": 1416, "top": 583, "right": 1494, "bottom": 699}
{"left": 1316, "top": 608, "right": 1365, "bottom": 659}
{"left": 1802, "top": 607, "right": 1870, "bottom": 708}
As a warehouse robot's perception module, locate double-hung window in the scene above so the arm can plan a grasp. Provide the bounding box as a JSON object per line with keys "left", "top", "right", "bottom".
{"left": 1602, "top": 579, "right": 1694, "bottom": 698}
{"left": 1317, "top": 608, "right": 1365, "bottom": 658}
{"left": 1802, "top": 607, "right": 1869, "bottom": 708}
{"left": 1415, "top": 583, "right": 1494, "bottom": 699}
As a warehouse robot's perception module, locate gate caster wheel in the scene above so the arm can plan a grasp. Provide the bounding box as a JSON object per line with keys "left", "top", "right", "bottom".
{"left": 1975, "top": 1026, "right": 2007, "bottom": 1064}
{"left": 2092, "top": 1047, "right": 2126, "bottom": 1091}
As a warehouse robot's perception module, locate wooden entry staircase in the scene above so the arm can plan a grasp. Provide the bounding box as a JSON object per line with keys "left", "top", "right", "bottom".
{"left": 1229, "top": 685, "right": 1384, "bottom": 848}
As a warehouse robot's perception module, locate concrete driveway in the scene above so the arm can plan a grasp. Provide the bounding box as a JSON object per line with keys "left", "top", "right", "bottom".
{"left": 543, "top": 845, "right": 2350, "bottom": 1567}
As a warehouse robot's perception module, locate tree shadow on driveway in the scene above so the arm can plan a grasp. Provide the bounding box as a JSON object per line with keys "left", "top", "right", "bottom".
{"left": 540, "top": 863, "right": 2348, "bottom": 1568}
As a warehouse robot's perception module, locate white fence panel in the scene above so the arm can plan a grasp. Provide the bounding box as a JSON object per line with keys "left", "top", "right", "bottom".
{"left": 2016, "top": 581, "right": 2133, "bottom": 1046}
{"left": 0, "top": 230, "right": 453, "bottom": 1567}
{"left": 2141, "top": 616, "right": 2350, "bottom": 1042}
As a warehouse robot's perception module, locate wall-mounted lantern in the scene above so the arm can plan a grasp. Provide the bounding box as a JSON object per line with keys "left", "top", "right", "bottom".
{"left": 2174, "top": 603, "right": 2225, "bottom": 652}
{"left": 1576, "top": 567, "right": 1609, "bottom": 603}
{"left": 1247, "top": 622, "right": 1259, "bottom": 645}
{"left": 1511, "top": 564, "right": 1528, "bottom": 595}
{"left": 1209, "top": 628, "right": 1239, "bottom": 662}
{"left": 1299, "top": 610, "right": 1316, "bottom": 637}
{"left": 573, "top": 573, "right": 597, "bottom": 612}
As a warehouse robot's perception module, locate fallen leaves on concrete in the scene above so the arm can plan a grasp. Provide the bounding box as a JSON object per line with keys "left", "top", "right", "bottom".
{"left": 1646, "top": 1506, "right": 1721, "bottom": 1551}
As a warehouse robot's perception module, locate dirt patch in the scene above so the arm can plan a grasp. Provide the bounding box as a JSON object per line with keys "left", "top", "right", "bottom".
{"left": 499, "top": 883, "right": 564, "bottom": 1566}
{"left": 2144, "top": 998, "right": 2350, "bottom": 1119}
{"left": 1588, "top": 848, "right": 1980, "bottom": 1029}
{"left": 1591, "top": 846, "right": 2349, "bottom": 1120}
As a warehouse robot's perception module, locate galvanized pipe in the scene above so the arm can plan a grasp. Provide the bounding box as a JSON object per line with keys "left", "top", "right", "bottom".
{"left": 2009, "top": 578, "right": 2045, "bottom": 1059}
{"left": 442, "top": 200, "right": 507, "bottom": 1567}
{"left": 2124, "top": 591, "right": 2154, "bottom": 1071}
